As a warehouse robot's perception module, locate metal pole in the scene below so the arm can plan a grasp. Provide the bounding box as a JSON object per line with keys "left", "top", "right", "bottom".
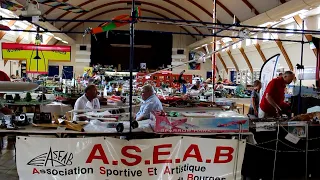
{"left": 272, "top": 123, "right": 280, "bottom": 180}
{"left": 305, "top": 123, "right": 309, "bottom": 180}
{"left": 129, "top": 0, "right": 135, "bottom": 136}
{"left": 212, "top": 0, "right": 217, "bottom": 102}
{"left": 298, "top": 20, "right": 304, "bottom": 115}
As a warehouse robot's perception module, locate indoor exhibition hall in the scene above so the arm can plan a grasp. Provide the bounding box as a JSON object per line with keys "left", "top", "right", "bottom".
{"left": 0, "top": 0, "right": 319, "bottom": 180}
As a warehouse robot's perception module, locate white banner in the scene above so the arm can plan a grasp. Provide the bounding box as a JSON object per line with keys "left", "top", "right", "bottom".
{"left": 16, "top": 136, "right": 246, "bottom": 180}
{"left": 259, "top": 54, "right": 280, "bottom": 104}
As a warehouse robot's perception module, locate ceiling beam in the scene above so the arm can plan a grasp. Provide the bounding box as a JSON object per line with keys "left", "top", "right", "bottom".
{"left": 239, "top": 47, "right": 253, "bottom": 73}
{"left": 216, "top": 52, "right": 228, "bottom": 73}
{"left": 44, "top": 36, "right": 54, "bottom": 45}
{"left": 216, "top": 0, "right": 240, "bottom": 22}
{"left": 43, "top": 0, "right": 69, "bottom": 16}
{"left": 56, "top": 0, "right": 96, "bottom": 20}
{"left": 0, "top": 20, "right": 16, "bottom": 40}
{"left": 254, "top": 43, "right": 267, "bottom": 62}
{"left": 16, "top": 24, "right": 33, "bottom": 43}
{"left": 187, "top": 0, "right": 221, "bottom": 24}
{"left": 68, "top": 8, "right": 194, "bottom": 38}
{"left": 215, "top": 65, "right": 219, "bottom": 73}
{"left": 241, "top": 0, "right": 259, "bottom": 15}
{"left": 60, "top": 1, "right": 203, "bottom": 36}
{"left": 163, "top": 0, "right": 209, "bottom": 34}
{"left": 220, "top": 41, "right": 239, "bottom": 71}
{"left": 293, "top": 15, "right": 317, "bottom": 56}
{"left": 275, "top": 39, "right": 294, "bottom": 71}
{"left": 231, "top": 39, "right": 253, "bottom": 73}
{"left": 280, "top": 0, "right": 287, "bottom": 4}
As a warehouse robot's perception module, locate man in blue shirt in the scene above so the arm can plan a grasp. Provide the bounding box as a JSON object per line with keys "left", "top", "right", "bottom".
{"left": 136, "top": 84, "right": 163, "bottom": 121}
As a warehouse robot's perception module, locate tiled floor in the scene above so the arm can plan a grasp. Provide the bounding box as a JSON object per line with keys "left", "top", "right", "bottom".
{"left": 0, "top": 137, "right": 18, "bottom": 180}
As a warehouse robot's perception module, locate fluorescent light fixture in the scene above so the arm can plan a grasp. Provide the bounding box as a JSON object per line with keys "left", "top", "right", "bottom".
{"left": 232, "top": 44, "right": 237, "bottom": 49}
{"left": 246, "top": 39, "right": 251, "bottom": 46}
{"left": 286, "top": 24, "right": 295, "bottom": 36}
{"left": 54, "top": 36, "right": 62, "bottom": 41}
{"left": 222, "top": 37, "right": 232, "bottom": 43}
{"left": 61, "top": 40, "right": 68, "bottom": 44}
{"left": 263, "top": 33, "right": 269, "bottom": 42}
{"left": 282, "top": 9, "right": 308, "bottom": 19}
{"left": 237, "top": 41, "right": 242, "bottom": 48}
{"left": 252, "top": 35, "right": 257, "bottom": 44}
{"left": 46, "top": 32, "right": 54, "bottom": 36}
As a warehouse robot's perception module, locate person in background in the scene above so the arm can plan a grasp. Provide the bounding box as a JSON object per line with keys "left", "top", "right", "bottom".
{"left": 0, "top": 70, "right": 12, "bottom": 115}
{"left": 116, "top": 84, "right": 123, "bottom": 96}
{"left": 108, "top": 83, "right": 117, "bottom": 95}
{"left": 135, "top": 84, "right": 163, "bottom": 121}
{"left": 259, "top": 71, "right": 295, "bottom": 118}
{"left": 214, "top": 82, "right": 224, "bottom": 91}
{"left": 191, "top": 80, "right": 201, "bottom": 90}
{"left": 82, "top": 69, "right": 91, "bottom": 80}
{"left": 248, "top": 80, "right": 261, "bottom": 117}
{"left": 205, "top": 77, "right": 213, "bottom": 84}
{"left": 73, "top": 85, "right": 100, "bottom": 121}
{"left": 278, "top": 72, "right": 283, "bottom": 77}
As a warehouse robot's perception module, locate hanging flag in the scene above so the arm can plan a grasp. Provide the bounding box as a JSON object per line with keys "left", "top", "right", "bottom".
{"left": 259, "top": 54, "right": 281, "bottom": 104}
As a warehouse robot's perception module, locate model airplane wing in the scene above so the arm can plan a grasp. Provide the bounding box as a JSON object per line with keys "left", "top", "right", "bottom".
{"left": 37, "top": 0, "right": 88, "bottom": 13}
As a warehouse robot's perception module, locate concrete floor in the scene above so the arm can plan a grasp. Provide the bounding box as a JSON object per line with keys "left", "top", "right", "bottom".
{"left": 0, "top": 137, "right": 18, "bottom": 180}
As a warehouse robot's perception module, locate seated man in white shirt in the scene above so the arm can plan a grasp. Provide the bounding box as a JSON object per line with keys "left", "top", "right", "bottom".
{"left": 135, "top": 84, "right": 163, "bottom": 121}
{"left": 73, "top": 84, "right": 100, "bottom": 121}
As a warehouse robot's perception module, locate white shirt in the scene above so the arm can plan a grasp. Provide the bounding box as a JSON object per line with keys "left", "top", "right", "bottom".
{"left": 73, "top": 95, "right": 100, "bottom": 121}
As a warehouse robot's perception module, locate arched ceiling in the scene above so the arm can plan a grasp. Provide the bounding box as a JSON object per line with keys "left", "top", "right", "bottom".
{"left": 16, "top": 0, "right": 289, "bottom": 36}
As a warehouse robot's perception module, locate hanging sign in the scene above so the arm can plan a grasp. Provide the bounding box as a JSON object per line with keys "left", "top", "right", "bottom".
{"left": 16, "top": 136, "right": 246, "bottom": 180}
{"left": 1, "top": 43, "right": 71, "bottom": 74}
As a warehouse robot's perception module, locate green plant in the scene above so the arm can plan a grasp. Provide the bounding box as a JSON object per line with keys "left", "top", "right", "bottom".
{"left": 25, "top": 92, "right": 32, "bottom": 102}
{"left": 14, "top": 94, "right": 21, "bottom": 101}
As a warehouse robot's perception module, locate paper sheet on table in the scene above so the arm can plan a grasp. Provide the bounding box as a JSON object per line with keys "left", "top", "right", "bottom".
{"left": 85, "top": 111, "right": 112, "bottom": 117}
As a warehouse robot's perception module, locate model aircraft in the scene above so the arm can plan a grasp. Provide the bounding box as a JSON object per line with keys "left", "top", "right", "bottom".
{"left": 83, "top": 7, "right": 141, "bottom": 40}
{"left": 0, "top": 82, "right": 39, "bottom": 93}
{"left": 0, "top": 0, "right": 88, "bottom": 13}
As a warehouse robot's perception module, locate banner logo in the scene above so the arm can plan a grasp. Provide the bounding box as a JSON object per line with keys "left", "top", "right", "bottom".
{"left": 27, "top": 147, "right": 73, "bottom": 167}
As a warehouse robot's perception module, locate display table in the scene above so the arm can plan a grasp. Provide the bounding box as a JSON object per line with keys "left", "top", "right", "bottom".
{"left": 242, "top": 123, "right": 320, "bottom": 179}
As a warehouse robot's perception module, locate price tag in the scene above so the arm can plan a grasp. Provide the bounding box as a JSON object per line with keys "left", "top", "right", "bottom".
{"left": 285, "top": 133, "right": 300, "bottom": 144}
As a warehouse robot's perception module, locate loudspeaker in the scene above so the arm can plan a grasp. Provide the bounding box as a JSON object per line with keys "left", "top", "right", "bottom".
{"left": 80, "top": 45, "right": 87, "bottom": 51}
{"left": 177, "top": 49, "right": 184, "bottom": 54}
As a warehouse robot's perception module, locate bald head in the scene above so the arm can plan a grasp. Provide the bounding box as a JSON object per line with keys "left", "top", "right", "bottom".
{"left": 283, "top": 71, "right": 295, "bottom": 84}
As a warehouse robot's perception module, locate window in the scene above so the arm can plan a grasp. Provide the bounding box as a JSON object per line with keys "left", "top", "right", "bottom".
{"left": 246, "top": 39, "right": 251, "bottom": 46}
{"left": 318, "top": 17, "right": 320, "bottom": 29}
{"left": 263, "top": 33, "right": 269, "bottom": 42}
{"left": 252, "top": 35, "right": 257, "bottom": 44}
{"left": 286, "top": 24, "right": 294, "bottom": 36}
{"left": 271, "top": 33, "right": 278, "bottom": 39}
{"left": 232, "top": 43, "right": 237, "bottom": 49}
